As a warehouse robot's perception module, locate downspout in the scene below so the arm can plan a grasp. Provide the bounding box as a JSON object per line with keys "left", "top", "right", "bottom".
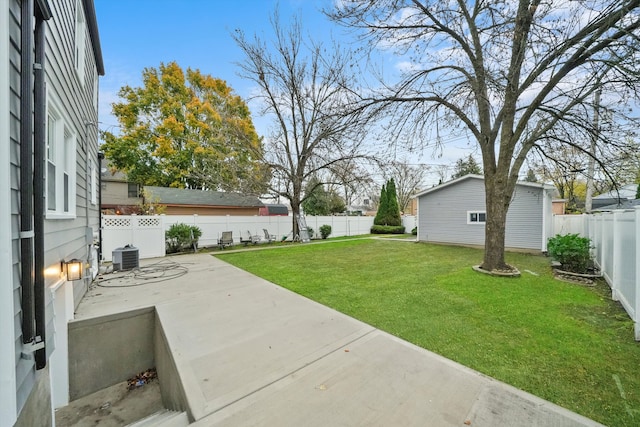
{"left": 98, "top": 152, "right": 104, "bottom": 261}
{"left": 20, "top": 0, "right": 35, "bottom": 346}
{"left": 33, "top": 1, "right": 51, "bottom": 370}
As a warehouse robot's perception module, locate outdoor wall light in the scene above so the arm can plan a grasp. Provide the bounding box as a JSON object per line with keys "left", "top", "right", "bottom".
{"left": 62, "top": 259, "right": 83, "bottom": 281}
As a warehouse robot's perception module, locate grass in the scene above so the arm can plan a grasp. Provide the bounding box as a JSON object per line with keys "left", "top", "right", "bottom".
{"left": 216, "top": 239, "right": 640, "bottom": 426}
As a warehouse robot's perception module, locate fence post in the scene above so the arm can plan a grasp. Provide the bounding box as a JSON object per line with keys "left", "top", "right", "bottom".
{"left": 611, "top": 211, "right": 622, "bottom": 301}
{"left": 635, "top": 206, "right": 640, "bottom": 340}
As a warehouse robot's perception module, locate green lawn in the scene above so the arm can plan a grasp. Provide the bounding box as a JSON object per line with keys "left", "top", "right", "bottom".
{"left": 216, "top": 239, "right": 640, "bottom": 426}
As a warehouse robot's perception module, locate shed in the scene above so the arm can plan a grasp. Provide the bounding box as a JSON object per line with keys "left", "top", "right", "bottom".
{"left": 144, "top": 186, "right": 264, "bottom": 216}
{"left": 415, "top": 174, "right": 555, "bottom": 251}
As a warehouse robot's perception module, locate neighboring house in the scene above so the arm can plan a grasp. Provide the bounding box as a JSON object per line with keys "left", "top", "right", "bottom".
{"left": 552, "top": 199, "right": 567, "bottom": 215}
{"left": 144, "top": 186, "right": 265, "bottom": 215}
{"left": 415, "top": 175, "right": 555, "bottom": 251}
{"left": 594, "top": 198, "right": 640, "bottom": 212}
{"left": 1, "top": 1, "right": 104, "bottom": 425}
{"left": 259, "top": 204, "right": 290, "bottom": 216}
{"left": 100, "top": 158, "right": 143, "bottom": 214}
{"left": 592, "top": 184, "right": 637, "bottom": 210}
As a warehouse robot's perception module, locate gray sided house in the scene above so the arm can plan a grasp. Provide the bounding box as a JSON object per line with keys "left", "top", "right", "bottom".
{"left": 1, "top": 0, "right": 104, "bottom": 425}
{"left": 416, "top": 175, "right": 555, "bottom": 252}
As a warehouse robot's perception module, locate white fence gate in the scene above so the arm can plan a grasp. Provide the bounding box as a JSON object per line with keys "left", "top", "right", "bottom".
{"left": 102, "top": 215, "right": 165, "bottom": 262}
{"left": 553, "top": 209, "right": 640, "bottom": 339}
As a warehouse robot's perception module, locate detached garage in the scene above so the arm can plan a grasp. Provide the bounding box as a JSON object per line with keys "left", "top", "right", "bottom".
{"left": 415, "top": 174, "right": 555, "bottom": 251}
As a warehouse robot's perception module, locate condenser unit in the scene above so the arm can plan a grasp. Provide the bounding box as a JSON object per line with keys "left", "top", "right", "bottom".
{"left": 112, "top": 245, "right": 139, "bottom": 271}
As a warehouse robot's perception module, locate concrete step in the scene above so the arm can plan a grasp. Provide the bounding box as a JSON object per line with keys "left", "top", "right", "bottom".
{"left": 127, "top": 409, "right": 189, "bottom": 427}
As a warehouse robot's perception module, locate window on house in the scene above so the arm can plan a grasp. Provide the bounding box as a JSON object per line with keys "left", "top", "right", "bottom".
{"left": 75, "top": 0, "right": 86, "bottom": 85}
{"left": 46, "top": 104, "right": 76, "bottom": 217}
{"left": 128, "top": 183, "right": 140, "bottom": 198}
{"left": 467, "top": 211, "right": 486, "bottom": 224}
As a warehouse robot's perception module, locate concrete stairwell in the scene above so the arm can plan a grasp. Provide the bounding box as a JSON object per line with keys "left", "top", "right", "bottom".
{"left": 127, "top": 409, "right": 189, "bottom": 427}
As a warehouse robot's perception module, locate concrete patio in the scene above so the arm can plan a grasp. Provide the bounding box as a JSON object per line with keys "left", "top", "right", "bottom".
{"left": 72, "top": 252, "right": 603, "bottom": 426}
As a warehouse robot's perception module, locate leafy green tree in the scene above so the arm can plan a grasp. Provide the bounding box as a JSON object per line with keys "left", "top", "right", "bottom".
{"left": 328, "top": 191, "right": 346, "bottom": 214}
{"left": 303, "top": 177, "right": 347, "bottom": 215}
{"left": 451, "top": 155, "right": 482, "bottom": 180}
{"left": 101, "top": 61, "right": 268, "bottom": 193}
{"left": 302, "top": 177, "right": 330, "bottom": 216}
{"left": 374, "top": 183, "right": 388, "bottom": 225}
{"left": 375, "top": 179, "right": 401, "bottom": 226}
{"left": 384, "top": 178, "right": 402, "bottom": 226}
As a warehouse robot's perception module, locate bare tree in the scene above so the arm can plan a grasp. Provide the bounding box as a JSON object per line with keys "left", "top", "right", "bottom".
{"left": 234, "top": 11, "right": 372, "bottom": 236}
{"left": 327, "top": 158, "right": 375, "bottom": 210}
{"left": 329, "top": 0, "right": 640, "bottom": 271}
{"left": 383, "top": 160, "right": 428, "bottom": 213}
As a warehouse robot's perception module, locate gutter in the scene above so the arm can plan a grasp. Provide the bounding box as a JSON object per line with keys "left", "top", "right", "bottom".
{"left": 19, "top": 0, "right": 35, "bottom": 347}
{"left": 20, "top": 0, "right": 51, "bottom": 369}
{"left": 98, "top": 152, "right": 104, "bottom": 261}
{"left": 33, "top": 1, "right": 50, "bottom": 370}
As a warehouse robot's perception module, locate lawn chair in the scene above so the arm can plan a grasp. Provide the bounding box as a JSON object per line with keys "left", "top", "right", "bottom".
{"left": 218, "top": 231, "right": 234, "bottom": 249}
{"left": 240, "top": 230, "right": 261, "bottom": 246}
{"left": 263, "top": 229, "right": 277, "bottom": 244}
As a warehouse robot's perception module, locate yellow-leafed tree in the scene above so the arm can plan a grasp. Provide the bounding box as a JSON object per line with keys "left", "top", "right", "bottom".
{"left": 101, "top": 61, "right": 269, "bottom": 193}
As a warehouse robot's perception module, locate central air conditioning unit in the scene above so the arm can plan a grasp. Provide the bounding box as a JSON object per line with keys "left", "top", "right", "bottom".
{"left": 112, "top": 245, "right": 139, "bottom": 271}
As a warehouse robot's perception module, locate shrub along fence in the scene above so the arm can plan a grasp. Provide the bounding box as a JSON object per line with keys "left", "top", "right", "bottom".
{"left": 554, "top": 208, "right": 640, "bottom": 339}
{"left": 102, "top": 214, "right": 417, "bottom": 262}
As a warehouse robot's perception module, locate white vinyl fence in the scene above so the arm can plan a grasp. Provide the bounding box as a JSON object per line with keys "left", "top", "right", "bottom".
{"left": 102, "top": 214, "right": 417, "bottom": 262}
{"left": 553, "top": 209, "right": 640, "bottom": 339}
{"left": 102, "top": 215, "right": 165, "bottom": 262}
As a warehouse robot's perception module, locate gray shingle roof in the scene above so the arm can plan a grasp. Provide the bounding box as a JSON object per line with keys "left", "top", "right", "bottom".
{"left": 593, "top": 198, "right": 640, "bottom": 212}
{"left": 144, "top": 186, "right": 264, "bottom": 208}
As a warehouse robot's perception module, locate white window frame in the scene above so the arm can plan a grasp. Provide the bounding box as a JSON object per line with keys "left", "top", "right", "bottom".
{"left": 75, "top": 0, "right": 86, "bottom": 85}
{"left": 46, "top": 101, "right": 77, "bottom": 219}
{"left": 467, "top": 210, "right": 486, "bottom": 224}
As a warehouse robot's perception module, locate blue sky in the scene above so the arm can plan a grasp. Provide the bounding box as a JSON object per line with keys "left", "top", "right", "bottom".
{"left": 95, "top": 0, "right": 340, "bottom": 130}
{"left": 94, "top": 0, "right": 473, "bottom": 185}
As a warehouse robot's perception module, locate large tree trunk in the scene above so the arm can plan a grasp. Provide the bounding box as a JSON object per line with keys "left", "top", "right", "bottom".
{"left": 481, "top": 174, "right": 512, "bottom": 271}
{"left": 291, "top": 199, "right": 300, "bottom": 240}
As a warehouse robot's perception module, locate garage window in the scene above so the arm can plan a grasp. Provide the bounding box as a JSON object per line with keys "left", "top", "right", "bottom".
{"left": 467, "top": 211, "right": 486, "bottom": 224}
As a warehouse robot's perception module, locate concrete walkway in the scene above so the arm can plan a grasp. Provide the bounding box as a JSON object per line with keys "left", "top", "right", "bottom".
{"left": 76, "top": 253, "right": 603, "bottom": 426}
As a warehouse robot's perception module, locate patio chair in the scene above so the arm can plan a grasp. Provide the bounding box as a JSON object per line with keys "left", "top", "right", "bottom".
{"left": 218, "top": 231, "right": 234, "bottom": 249}
{"left": 240, "top": 230, "right": 261, "bottom": 246}
{"left": 263, "top": 229, "right": 277, "bottom": 244}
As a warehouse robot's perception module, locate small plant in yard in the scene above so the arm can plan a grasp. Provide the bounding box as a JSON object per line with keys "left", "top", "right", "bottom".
{"left": 319, "top": 224, "right": 332, "bottom": 239}
{"left": 411, "top": 226, "right": 417, "bottom": 235}
{"left": 306, "top": 226, "right": 314, "bottom": 239}
{"left": 166, "top": 223, "right": 202, "bottom": 253}
{"left": 547, "top": 233, "right": 592, "bottom": 273}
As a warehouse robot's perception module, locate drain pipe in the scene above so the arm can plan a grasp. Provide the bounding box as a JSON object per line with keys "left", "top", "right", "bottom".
{"left": 98, "top": 152, "right": 104, "bottom": 262}
{"left": 33, "top": 2, "right": 51, "bottom": 370}
{"left": 19, "top": 0, "right": 35, "bottom": 346}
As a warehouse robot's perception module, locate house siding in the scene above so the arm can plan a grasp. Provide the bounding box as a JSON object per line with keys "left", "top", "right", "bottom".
{"left": 418, "top": 178, "right": 486, "bottom": 246}
{"left": 504, "top": 186, "right": 544, "bottom": 250}
{"left": 418, "top": 176, "right": 548, "bottom": 251}
{"left": 3, "top": 0, "right": 102, "bottom": 423}
{"left": 44, "top": 0, "right": 100, "bottom": 307}
{"left": 9, "top": 0, "right": 37, "bottom": 416}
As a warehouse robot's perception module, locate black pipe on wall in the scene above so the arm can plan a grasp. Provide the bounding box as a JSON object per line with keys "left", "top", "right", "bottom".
{"left": 33, "top": 3, "right": 49, "bottom": 370}
{"left": 20, "top": 0, "right": 35, "bottom": 345}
